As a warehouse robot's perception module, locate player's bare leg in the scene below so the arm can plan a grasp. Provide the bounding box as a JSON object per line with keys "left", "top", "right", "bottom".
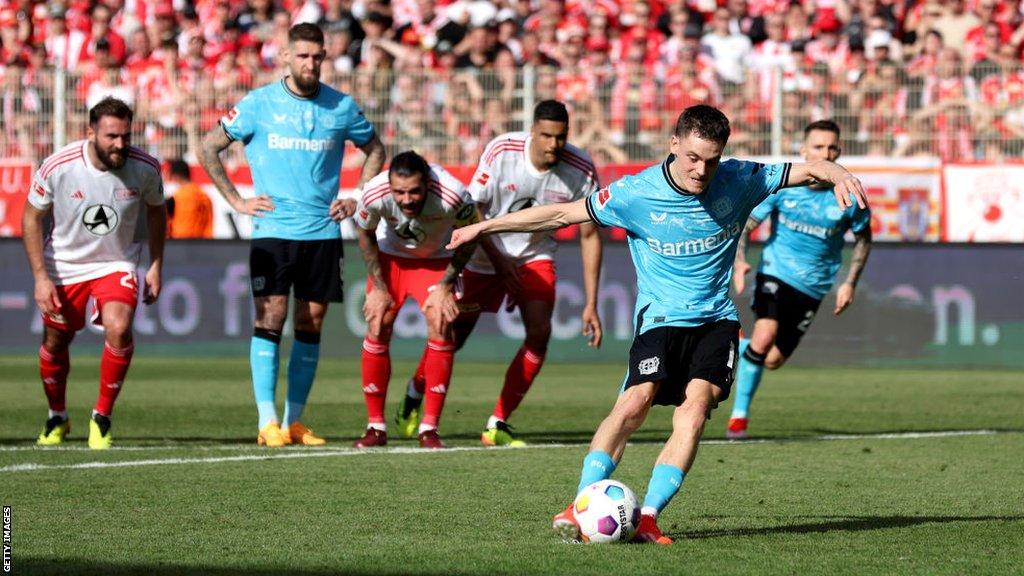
{"left": 483, "top": 299, "right": 552, "bottom": 447}
{"left": 90, "top": 301, "right": 136, "bottom": 449}
{"left": 253, "top": 295, "right": 288, "bottom": 447}
{"left": 729, "top": 318, "right": 778, "bottom": 439}
{"left": 37, "top": 326, "right": 75, "bottom": 445}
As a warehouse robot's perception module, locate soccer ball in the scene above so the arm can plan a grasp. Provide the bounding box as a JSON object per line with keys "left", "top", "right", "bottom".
{"left": 573, "top": 479, "right": 640, "bottom": 544}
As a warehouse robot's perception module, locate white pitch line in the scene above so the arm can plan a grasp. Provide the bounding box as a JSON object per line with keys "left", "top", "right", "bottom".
{"left": 0, "top": 429, "right": 1012, "bottom": 474}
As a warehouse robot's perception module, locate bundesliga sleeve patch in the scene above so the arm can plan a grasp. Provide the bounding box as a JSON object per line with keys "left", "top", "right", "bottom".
{"left": 595, "top": 187, "right": 612, "bottom": 208}
{"left": 222, "top": 106, "right": 240, "bottom": 126}
{"left": 475, "top": 172, "right": 490, "bottom": 186}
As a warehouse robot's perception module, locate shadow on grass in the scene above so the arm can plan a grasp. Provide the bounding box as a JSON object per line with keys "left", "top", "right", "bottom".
{"left": 677, "top": 514, "right": 1024, "bottom": 540}
{"left": 16, "top": 559, "right": 446, "bottom": 576}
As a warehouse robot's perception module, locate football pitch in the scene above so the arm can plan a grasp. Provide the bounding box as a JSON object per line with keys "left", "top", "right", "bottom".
{"left": 1, "top": 355, "right": 1022, "bottom": 576}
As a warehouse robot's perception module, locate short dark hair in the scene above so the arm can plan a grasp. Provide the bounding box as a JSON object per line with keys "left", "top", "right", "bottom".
{"left": 89, "top": 97, "right": 133, "bottom": 127}
{"left": 168, "top": 158, "right": 191, "bottom": 180}
{"left": 533, "top": 99, "right": 569, "bottom": 124}
{"left": 289, "top": 22, "right": 325, "bottom": 45}
{"left": 804, "top": 119, "right": 841, "bottom": 139}
{"left": 673, "top": 105, "right": 730, "bottom": 145}
{"left": 389, "top": 150, "right": 431, "bottom": 181}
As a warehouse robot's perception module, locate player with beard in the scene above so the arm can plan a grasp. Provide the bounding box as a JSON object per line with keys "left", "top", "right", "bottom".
{"left": 394, "top": 100, "right": 604, "bottom": 447}
{"left": 200, "top": 23, "right": 386, "bottom": 448}
{"left": 726, "top": 120, "right": 873, "bottom": 439}
{"left": 351, "top": 151, "right": 481, "bottom": 449}
{"left": 24, "top": 97, "right": 166, "bottom": 449}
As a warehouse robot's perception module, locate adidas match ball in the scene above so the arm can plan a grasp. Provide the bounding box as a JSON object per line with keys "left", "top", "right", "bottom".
{"left": 573, "top": 479, "right": 640, "bottom": 544}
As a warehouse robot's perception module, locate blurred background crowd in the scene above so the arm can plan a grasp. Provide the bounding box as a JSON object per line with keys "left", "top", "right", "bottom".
{"left": 2, "top": 0, "right": 1023, "bottom": 167}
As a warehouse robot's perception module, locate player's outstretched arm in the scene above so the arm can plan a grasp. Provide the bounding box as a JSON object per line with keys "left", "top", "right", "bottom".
{"left": 21, "top": 203, "right": 60, "bottom": 315}
{"left": 579, "top": 221, "right": 603, "bottom": 348}
{"left": 198, "top": 125, "right": 274, "bottom": 216}
{"left": 785, "top": 161, "right": 869, "bottom": 209}
{"left": 732, "top": 216, "right": 762, "bottom": 295}
{"left": 447, "top": 198, "right": 591, "bottom": 250}
{"left": 143, "top": 203, "right": 166, "bottom": 305}
{"left": 834, "top": 227, "right": 873, "bottom": 316}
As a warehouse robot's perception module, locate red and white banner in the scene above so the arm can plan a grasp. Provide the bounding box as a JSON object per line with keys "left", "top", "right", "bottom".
{"left": 0, "top": 162, "right": 34, "bottom": 237}
{"left": 943, "top": 164, "right": 1024, "bottom": 242}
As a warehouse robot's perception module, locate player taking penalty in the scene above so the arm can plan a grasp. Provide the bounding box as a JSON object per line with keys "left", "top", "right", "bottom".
{"left": 446, "top": 105, "right": 868, "bottom": 544}
{"left": 23, "top": 97, "right": 166, "bottom": 449}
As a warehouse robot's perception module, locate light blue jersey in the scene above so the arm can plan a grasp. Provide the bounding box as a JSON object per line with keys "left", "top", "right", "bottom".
{"left": 586, "top": 156, "right": 791, "bottom": 332}
{"left": 221, "top": 79, "right": 376, "bottom": 240}
{"left": 752, "top": 186, "right": 871, "bottom": 300}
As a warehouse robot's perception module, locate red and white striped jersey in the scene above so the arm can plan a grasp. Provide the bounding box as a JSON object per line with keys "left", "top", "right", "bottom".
{"left": 466, "top": 132, "right": 599, "bottom": 274}
{"left": 27, "top": 140, "right": 164, "bottom": 285}
{"left": 354, "top": 165, "right": 475, "bottom": 260}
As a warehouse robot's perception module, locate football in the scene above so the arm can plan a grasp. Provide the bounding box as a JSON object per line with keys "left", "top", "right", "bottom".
{"left": 573, "top": 479, "right": 640, "bottom": 543}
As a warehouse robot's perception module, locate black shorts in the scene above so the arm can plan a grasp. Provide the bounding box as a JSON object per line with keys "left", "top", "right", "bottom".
{"left": 751, "top": 273, "right": 822, "bottom": 358}
{"left": 625, "top": 320, "right": 740, "bottom": 406}
{"left": 249, "top": 238, "right": 344, "bottom": 303}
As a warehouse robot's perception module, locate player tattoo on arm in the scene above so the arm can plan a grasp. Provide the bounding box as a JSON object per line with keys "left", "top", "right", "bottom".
{"left": 356, "top": 226, "right": 387, "bottom": 292}
{"left": 440, "top": 239, "right": 477, "bottom": 286}
{"left": 843, "top": 227, "right": 873, "bottom": 288}
{"left": 735, "top": 217, "right": 761, "bottom": 264}
{"left": 199, "top": 126, "right": 274, "bottom": 216}
{"left": 356, "top": 136, "right": 387, "bottom": 190}
{"left": 199, "top": 126, "right": 242, "bottom": 207}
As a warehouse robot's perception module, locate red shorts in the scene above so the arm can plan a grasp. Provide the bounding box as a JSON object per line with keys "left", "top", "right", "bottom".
{"left": 460, "top": 259, "right": 556, "bottom": 315}
{"left": 43, "top": 271, "right": 139, "bottom": 332}
{"left": 367, "top": 253, "right": 450, "bottom": 314}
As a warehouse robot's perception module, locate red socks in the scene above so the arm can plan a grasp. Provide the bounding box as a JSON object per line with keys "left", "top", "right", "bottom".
{"left": 361, "top": 337, "right": 391, "bottom": 425}
{"left": 39, "top": 345, "right": 70, "bottom": 412}
{"left": 420, "top": 340, "right": 455, "bottom": 428}
{"left": 94, "top": 342, "right": 134, "bottom": 416}
{"left": 493, "top": 346, "right": 545, "bottom": 421}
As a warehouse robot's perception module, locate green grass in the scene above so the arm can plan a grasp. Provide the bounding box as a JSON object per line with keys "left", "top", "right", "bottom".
{"left": 1, "top": 355, "right": 1023, "bottom": 575}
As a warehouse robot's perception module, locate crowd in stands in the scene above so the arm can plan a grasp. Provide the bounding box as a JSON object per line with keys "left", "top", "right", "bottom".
{"left": 2, "top": 0, "right": 1024, "bottom": 167}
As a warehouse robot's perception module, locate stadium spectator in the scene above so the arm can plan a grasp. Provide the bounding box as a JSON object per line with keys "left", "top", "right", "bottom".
{"left": 702, "top": 7, "right": 753, "bottom": 87}
{"left": 728, "top": 119, "right": 872, "bottom": 439}
{"left": 166, "top": 158, "right": 214, "bottom": 239}
{"left": 351, "top": 151, "right": 480, "bottom": 449}
{"left": 397, "top": 100, "right": 604, "bottom": 448}
{"left": 446, "top": 103, "right": 868, "bottom": 546}
{"left": 198, "top": 22, "right": 386, "bottom": 448}
{"left": 930, "top": 0, "right": 981, "bottom": 54}
{"left": 23, "top": 97, "right": 165, "bottom": 450}
{"left": 915, "top": 47, "right": 977, "bottom": 160}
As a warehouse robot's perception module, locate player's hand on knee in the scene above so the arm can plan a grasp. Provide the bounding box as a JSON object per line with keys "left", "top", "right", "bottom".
{"left": 732, "top": 260, "right": 751, "bottom": 294}
{"left": 329, "top": 198, "right": 356, "bottom": 221}
{"left": 234, "top": 195, "right": 274, "bottom": 216}
{"left": 423, "top": 285, "right": 460, "bottom": 333}
{"left": 34, "top": 278, "right": 61, "bottom": 315}
{"left": 363, "top": 289, "right": 393, "bottom": 335}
